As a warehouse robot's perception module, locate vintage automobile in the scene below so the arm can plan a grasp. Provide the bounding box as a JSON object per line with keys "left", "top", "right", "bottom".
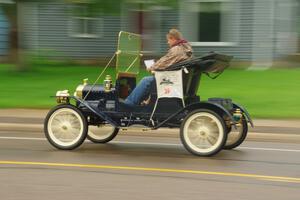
{"left": 44, "top": 31, "right": 253, "bottom": 156}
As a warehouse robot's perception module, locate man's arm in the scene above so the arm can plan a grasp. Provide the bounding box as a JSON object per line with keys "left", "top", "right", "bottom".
{"left": 149, "top": 48, "right": 180, "bottom": 71}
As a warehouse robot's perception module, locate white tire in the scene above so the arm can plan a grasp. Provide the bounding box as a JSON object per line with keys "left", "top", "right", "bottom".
{"left": 44, "top": 105, "right": 88, "bottom": 150}
{"left": 87, "top": 124, "right": 119, "bottom": 143}
{"left": 180, "top": 109, "right": 227, "bottom": 156}
{"left": 224, "top": 118, "right": 248, "bottom": 149}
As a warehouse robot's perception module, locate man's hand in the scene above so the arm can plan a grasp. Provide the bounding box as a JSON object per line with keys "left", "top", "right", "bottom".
{"left": 141, "top": 96, "right": 151, "bottom": 106}
{"left": 146, "top": 66, "right": 155, "bottom": 74}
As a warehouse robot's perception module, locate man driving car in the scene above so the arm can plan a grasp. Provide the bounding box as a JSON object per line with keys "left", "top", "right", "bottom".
{"left": 124, "top": 29, "right": 193, "bottom": 106}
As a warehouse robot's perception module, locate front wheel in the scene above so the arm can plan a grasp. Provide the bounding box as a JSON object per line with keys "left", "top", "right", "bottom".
{"left": 44, "top": 104, "right": 88, "bottom": 150}
{"left": 87, "top": 124, "right": 119, "bottom": 143}
{"left": 180, "top": 109, "right": 227, "bottom": 156}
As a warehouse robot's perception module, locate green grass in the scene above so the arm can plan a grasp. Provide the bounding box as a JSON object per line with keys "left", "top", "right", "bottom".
{"left": 0, "top": 64, "right": 150, "bottom": 108}
{"left": 199, "top": 68, "right": 300, "bottom": 118}
{"left": 1, "top": 64, "right": 300, "bottom": 118}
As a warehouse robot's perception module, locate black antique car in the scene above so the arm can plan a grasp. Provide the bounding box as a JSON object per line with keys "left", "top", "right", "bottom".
{"left": 44, "top": 31, "right": 253, "bottom": 156}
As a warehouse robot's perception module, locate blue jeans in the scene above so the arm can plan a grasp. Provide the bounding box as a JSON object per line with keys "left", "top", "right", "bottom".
{"left": 124, "top": 76, "right": 155, "bottom": 106}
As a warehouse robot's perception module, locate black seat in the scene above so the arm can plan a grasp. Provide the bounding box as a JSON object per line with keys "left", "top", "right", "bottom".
{"left": 164, "top": 52, "right": 233, "bottom": 105}
{"left": 116, "top": 52, "right": 233, "bottom": 111}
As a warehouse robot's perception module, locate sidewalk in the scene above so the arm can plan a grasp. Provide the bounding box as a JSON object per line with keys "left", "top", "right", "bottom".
{"left": 0, "top": 109, "right": 300, "bottom": 135}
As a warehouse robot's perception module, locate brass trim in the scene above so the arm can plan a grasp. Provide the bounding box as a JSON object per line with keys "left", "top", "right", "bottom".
{"left": 83, "top": 78, "right": 88, "bottom": 85}
{"left": 56, "top": 90, "right": 70, "bottom": 104}
{"left": 75, "top": 84, "right": 85, "bottom": 99}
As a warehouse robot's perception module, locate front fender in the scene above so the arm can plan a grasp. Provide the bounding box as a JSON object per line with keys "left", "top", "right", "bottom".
{"left": 233, "top": 103, "right": 254, "bottom": 128}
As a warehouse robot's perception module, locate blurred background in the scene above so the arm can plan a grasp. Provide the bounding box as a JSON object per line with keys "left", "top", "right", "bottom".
{"left": 0, "top": 0, "right": 300, "bottom": 118}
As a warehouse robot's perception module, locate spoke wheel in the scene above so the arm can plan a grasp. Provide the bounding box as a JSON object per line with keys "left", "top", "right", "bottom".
{"left": 180, "top": 109, "right": 227, "bottom": 156}
{"left": 44, "top": 104, "right": 87, "bottom": 150}
{"left": 224, "top": 118, "right": 248, "bottom": 150}
{"left": 87, "top": 124, "right": 119, "bottom": 143}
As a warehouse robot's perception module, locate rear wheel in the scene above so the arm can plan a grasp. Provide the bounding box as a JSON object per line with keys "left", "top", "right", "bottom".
{"left": 44, "top": 104, "right": 88, "bottom": 150}
{"left": 224, "top": 118, "right": 248, "bottom": 150}
{"left": 180, "top": 109, "right": 227, "bottom": 156}
{"left": 87, "top": 124, "right": 119, "bottom": 143}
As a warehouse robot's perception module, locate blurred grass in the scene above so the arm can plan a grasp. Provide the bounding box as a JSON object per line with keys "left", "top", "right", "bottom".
{"left": 0, "top": 64, "right": 300, "bottom": 118}
{"left": 200, "top": 68, "right": 300, "bottom": 118}
{"left": 0, "top": 64, "right": 149, "bottom": 108}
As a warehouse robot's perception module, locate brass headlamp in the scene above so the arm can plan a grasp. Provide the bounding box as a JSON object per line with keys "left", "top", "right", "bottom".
{"left": 56, "top": 90, "right": 70, "bottom": 104}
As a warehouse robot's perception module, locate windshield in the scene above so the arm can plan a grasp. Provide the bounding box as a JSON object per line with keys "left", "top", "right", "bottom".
{"left": 116, "top": 31, "right": 142, "bottom": 75}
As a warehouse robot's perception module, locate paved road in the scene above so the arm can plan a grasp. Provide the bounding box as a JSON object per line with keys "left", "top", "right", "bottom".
{"left": 0, "top": 130, "right": 299, "bottom": 200}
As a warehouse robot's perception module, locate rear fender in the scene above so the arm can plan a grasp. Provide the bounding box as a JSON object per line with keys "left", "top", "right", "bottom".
{"left": 185, "top": 102, "right": 235, "bottom": 124}
{"left": 152, "top": 102, "right": 235, "bottom": 129}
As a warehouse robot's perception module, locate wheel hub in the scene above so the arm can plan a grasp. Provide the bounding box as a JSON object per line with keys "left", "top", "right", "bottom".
{"left": 61, "top": 125, "right": 68, "bottom": 130}
{"left": 198, "top": 127, "right": 209, "bottom": 138}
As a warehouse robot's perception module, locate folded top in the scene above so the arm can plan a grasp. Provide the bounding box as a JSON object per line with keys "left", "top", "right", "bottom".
{"left": 163, "top": 52, "right": 233, "bottom": 74}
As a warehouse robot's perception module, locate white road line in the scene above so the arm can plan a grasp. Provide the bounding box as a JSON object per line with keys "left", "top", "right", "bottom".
{"left": 112, "top": 141, "right": 180, "bottom": 146}
{"left": 238, "top": 146, "right": 300, "bottom": 152}
{"left": 115, "top": 141, "right": 300, "bottom": 153}
{"left": 0, "top": 136, "right": 300, "bottom": 153}
{"left": 0, "top": 136, "right": 45, "bottom": 141}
